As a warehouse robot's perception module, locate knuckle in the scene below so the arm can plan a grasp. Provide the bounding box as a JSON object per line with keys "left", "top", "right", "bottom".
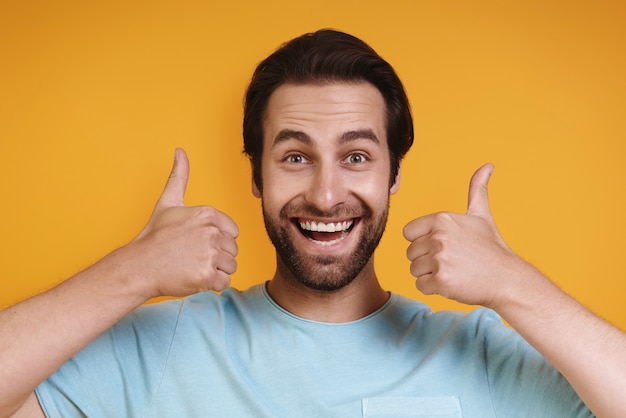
{"left": 433, "top": 211, "right": 457, "bottom": 228}
{"left": 431, "top": 250, "right": 447, "bottom": 264}
{"left": 435, "top": 269, "right": 450, "bottom": 284}
{"left": 194, "top": 205, "right": 218, "bottom": 221}
{"left": 197, "top": 265, "right": 218, "bottom": 286}
{"left": 200, "top": 225, "right": 220, "bottom": 241}
{"left": 433, "top": 211, "right": 451, "bottom": 222}
{"left": 430, "top": 230, "right": 447, "bottom": 244}
{"left": 203, "top": 246, "right": 220, "bottom": 262}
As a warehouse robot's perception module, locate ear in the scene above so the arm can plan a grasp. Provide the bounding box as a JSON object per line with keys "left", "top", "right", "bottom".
{"left": 390, "top": 166, "right": 401, "bottom": 195}
{"left": 251, "top": 160, "right": 262, "bottom": 198}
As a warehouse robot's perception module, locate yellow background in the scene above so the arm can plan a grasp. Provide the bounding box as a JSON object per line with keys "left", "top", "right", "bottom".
{"left": 1, "top": 1, "right": 625, "bottom": 331}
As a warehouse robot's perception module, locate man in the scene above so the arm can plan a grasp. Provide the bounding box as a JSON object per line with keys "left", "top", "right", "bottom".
{"left": 1, "top": 29, "right": 624, "bottom": 417}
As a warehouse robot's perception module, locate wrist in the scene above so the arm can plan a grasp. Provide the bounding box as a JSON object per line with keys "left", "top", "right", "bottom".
{"left": 489, "top": 257, "right": 559, "bottom": 323}
{"left": 86, "top": 244, "right": 157, "bottom": 306}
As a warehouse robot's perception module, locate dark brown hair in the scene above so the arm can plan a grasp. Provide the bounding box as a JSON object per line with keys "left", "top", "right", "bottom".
{"left": 243, "top": 29, "right": 414, "bottom": 192}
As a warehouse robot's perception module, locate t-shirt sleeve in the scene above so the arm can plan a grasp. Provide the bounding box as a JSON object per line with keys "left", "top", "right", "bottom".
{"left": 35, "top": 300, "right": 184, "bottom": 418}
{"left": 478, "top": 310, "right": 594, "bottom": 417}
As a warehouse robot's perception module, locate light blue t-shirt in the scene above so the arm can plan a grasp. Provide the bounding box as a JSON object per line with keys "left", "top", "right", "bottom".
{"left": 35, "top": 284, "right": 591, "bottom": 417}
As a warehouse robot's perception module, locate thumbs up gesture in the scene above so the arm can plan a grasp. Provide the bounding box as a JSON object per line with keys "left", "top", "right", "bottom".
{"left": 403, "top": 164, "right": 525, "bottom": 309}
{"left": 128, "top": 149, "right": 239, "bottom": 299}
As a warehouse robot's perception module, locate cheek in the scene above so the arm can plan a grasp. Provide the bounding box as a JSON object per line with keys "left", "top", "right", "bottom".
{"left": 260, "top": 177, "right": 299, "bottom": 214}
{"left": 354, "top": 173, "right": 391, "bottom": 197}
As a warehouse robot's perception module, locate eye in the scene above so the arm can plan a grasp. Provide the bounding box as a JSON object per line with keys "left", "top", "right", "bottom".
{"left": 345, "top": 152, "right": 368, "bottom": 165}
{"left": 285, "top": 153, "right": 309, "bottom": 164}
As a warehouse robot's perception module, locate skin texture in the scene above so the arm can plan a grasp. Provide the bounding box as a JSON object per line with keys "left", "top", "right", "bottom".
{"left": 256, "top": 82, "right": 398, "bottom": 319}
{"left": 256, "top": 82, "right": 400, "bottom": 322}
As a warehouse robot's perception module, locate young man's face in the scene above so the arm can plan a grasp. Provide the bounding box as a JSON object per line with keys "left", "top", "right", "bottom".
{"left": 254, "top": 82, "right": 400, "bottom": 291}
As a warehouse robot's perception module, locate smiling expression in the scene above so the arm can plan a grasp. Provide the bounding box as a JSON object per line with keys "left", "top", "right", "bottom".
{"left": 254, "top": 82, "right": 400, "bottom": 291}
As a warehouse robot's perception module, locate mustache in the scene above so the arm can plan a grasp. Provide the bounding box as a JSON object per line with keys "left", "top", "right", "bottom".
{"left": 278, "top": 201, "right": 373, "bottom": 220}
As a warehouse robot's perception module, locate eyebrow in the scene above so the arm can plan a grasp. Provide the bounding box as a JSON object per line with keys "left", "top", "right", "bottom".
{"left": 272, "top": 129, "right": 380, "bottom": 148}
{"left": 340, "top": 129, "right": 380, "bottom": 144}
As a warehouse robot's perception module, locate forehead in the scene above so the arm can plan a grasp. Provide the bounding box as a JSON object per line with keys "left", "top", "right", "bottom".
{"left": 263, "top": 82, "right": 387, "bottom": 146}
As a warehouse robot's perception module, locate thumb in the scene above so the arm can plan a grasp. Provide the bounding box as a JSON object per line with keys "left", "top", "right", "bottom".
{"left": 155, "top": 148, "right": 189, "bottom": 210}
{"left": 466, "top": 163, "right": 494, "bottom": 218}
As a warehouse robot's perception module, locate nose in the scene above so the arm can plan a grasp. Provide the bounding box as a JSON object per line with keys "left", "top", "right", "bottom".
{"left": 304, "top": 163, "right": 348, "bottom": 212}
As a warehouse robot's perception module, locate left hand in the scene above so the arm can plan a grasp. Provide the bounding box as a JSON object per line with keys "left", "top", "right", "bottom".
{"left": 403, "top": 164, "right": 525, "bottom": 308}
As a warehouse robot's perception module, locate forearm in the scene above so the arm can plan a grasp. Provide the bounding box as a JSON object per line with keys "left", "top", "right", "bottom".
{"left": 404, "top": 165, "right": 626, "bottom": 416}
{"left": 494, "top": 264, "right": 626, "bottom": 418}
{"left": 0, "top": 246, "right": 151, "bottom": 416}
{"left": 0, "top": 150, "right": 238, "bottom": 417}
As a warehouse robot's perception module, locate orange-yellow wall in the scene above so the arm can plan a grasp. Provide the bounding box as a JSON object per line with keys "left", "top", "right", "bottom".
{"left": 1, "top": 1, "right": 625, "bottom": 331}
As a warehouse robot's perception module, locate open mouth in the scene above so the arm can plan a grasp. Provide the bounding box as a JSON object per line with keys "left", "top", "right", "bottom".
{"left": 295, "top": 218, "right": 357, "bottom": 246}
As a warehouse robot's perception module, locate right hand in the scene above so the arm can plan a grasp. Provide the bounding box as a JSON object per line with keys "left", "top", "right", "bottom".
{"left": 129, "top": 148, "right": 239, "bottom": 298}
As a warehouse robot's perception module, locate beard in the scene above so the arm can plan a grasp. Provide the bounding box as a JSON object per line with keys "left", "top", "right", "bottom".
{"left": 262, "top": 198, "right": 389, "bottom": 292}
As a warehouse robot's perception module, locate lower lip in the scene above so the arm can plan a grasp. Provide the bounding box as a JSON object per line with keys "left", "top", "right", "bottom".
{"left": 306, "top": 230, "right": 350, "bottom": 247}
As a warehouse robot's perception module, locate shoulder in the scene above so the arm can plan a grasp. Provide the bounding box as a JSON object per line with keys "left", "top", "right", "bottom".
{"left": 141, "top": 284, "right": 268, "bottom": 333}
{"left": 386, "top": 294, "right": 516, "bottom": 352}
{"left": 389, "top": 294, "right": 503, "bottom": 332}
{"left": 131, "top": 284, "right": 263, "bottom": 317}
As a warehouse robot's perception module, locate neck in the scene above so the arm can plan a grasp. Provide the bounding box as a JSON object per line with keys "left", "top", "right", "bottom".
{"left": 266, "top": 258, "right": 389, "bottom": 323}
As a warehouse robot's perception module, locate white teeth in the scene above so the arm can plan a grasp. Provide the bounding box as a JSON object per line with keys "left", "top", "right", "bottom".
{"left": 310, "top": 235, "right": 346, "bottom": 246}
{"left": 299, "top": 220, "right": 353, "bottom": 232}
